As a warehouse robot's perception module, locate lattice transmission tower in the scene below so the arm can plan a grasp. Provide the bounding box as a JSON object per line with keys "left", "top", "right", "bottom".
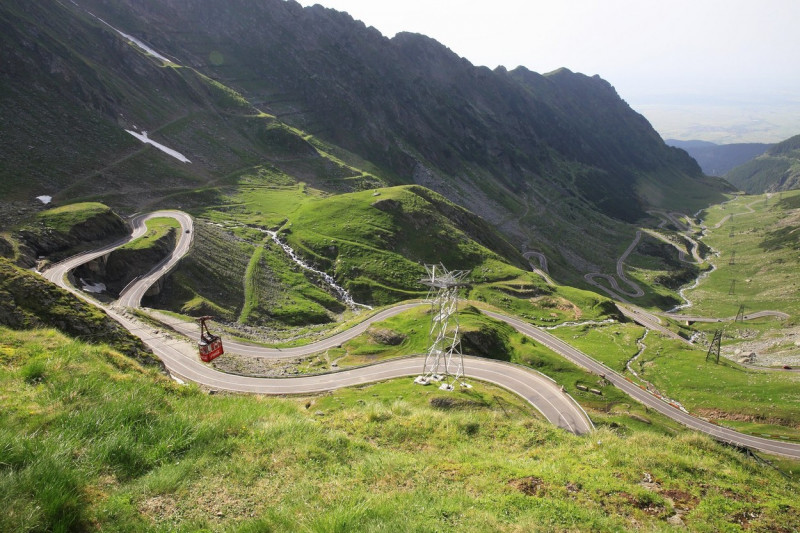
{"left": 706, "top": 329, "right": 723, "bottom": 364}
{"left": 414, "top": 264, "right": 472, "bottom": 391}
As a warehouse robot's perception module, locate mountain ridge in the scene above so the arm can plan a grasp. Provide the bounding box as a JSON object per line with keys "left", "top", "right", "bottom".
{"left": 72, "top": 0, "right": 731, "bottom": 277}
{"left": 1, "top": 0, "right": 730, "bottom": 284}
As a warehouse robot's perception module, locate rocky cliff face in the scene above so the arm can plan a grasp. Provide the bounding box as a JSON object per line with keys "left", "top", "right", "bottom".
{"left": 0, "top": 236, "right": 14, "bottom": 259}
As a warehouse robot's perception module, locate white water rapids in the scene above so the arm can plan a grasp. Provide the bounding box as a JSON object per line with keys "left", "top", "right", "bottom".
{"left": 666, "top": 261, "right": 718, "bottom": 314}
{"left": 265, "top": 230, "right": 372, "bottom": 311}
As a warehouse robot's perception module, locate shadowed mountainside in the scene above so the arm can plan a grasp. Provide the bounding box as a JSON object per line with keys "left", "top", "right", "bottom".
{"left": 73, "top": 0, "right": 725, "bottom": 218}
{"left": 0, "top": 258, "right": 153, "bottom": 361}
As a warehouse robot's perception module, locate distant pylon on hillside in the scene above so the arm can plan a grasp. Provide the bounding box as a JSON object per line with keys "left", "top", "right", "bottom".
{"left": 706, "top": 329, "right": 723, "bottom": 364}
{"left": 414, "top": 264, "right": 471, "bottom": 391}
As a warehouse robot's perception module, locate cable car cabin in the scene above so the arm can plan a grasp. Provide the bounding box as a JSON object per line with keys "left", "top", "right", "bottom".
{"left": 197, "top": 316, "right": 224, "bottom": 362}
{"left": 199, "top": 336, "right": 224, "bottom": 362}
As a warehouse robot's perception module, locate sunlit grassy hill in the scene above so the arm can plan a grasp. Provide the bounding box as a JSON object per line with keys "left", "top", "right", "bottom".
{"left": 12, "top": 202, "right": 128, "bottom": 267}
{"left": 280, "top": 185, "right": 528, "bottom": 303}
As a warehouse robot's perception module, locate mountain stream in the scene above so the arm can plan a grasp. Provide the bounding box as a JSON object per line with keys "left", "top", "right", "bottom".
{"left": 265, "top": 231, "right": 372, "bottom": 311}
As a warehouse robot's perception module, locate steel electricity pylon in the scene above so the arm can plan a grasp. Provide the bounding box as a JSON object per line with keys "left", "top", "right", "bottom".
{"left": 414, "top": 264, "right": 471, "bottom": 391}
{"left": 706, "top": 329, "right": 723, "bottom": 364}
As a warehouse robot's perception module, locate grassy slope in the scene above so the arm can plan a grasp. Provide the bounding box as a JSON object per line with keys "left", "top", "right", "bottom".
{"left": 31, "top": 202, "right": 113, "bottom": 234}
{"left": 638, "top": 334, "right": 800, "bottom": 440}
{"left": 11, "top": 202, "right": 128, "bottom": 265}
{"left": 2, "top": 0, "right": 387, "bottom": 213}
{"left": 0, "top": 259, "right": 152, "bottom": 361}
{"left": 280, "top": 185, "right": 527, "bottom": 304}
{"left": 0, "top": 2, "right": 202, "bottom": 203}
{"left": 2, "top": 327, "right": 799, "bottom": 532}
{"left": 147, "top": 221, "right": 250, "bottom": 322}
{"left": 149, "top": 220, "right": 345, "bottom": 327}
{"left": 335, "top": 306, "right": 642, "bottom": 421}
{"left": 335, "top": 303, "right": 800, "bottom": 441}
{"left": 637, "top": 167, "right": 733, "bottom": 215}
{"left": 622, "top": 232, "right": 705, "bottom": 310}
{"left": 119, "top": 217, "right": 179, "bottom": 251}
{"left": 725, "top": 135, "right": 800, "bottom": 193}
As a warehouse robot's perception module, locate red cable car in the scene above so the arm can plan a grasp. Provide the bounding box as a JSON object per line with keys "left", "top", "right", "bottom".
{"left": 197, "top": 316, "right": 224, "bottom": 362}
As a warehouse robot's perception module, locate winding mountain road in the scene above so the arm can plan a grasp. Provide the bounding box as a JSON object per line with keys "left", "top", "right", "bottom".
{"left": 662, "top": 310, "right": 790, "bottom": 323}
{"left": 584, "top": 231, "right": 645, "bottom": 300}
{"left": 155, "top": 303, "right": 426, "bottom": 360}
{"left": 41, "top": 212, "right": 592, "bottom": 436}
{"left": 41, "top": 211, "right": 800, "bottom": 457}
{"left": 522, "top": 251, "right": 555, "bottom": 286}
{"left": 583, "top": 209, "right": 788, "bottom": 328}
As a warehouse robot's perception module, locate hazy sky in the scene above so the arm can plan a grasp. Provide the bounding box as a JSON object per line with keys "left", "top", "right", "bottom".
{"left": 296, "top": 0, "right": 800, "bottom": 142}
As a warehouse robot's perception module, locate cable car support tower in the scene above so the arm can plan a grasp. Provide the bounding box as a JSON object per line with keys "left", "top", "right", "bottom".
{"left": 414, "top": 264, "right": 471, "bottom": 391}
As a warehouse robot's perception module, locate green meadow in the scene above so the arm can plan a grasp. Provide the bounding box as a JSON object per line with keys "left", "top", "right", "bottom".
{"left": 31, "top": 202, "right": 113, "bottom": 234}
{"left": 120, "top": 217, "right": 180, "bottom": 251}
